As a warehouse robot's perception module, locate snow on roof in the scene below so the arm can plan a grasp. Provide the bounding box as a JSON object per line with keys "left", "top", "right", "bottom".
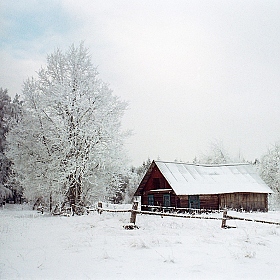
{"left": 155, "top": 161, "right": 273, "bottom": 195}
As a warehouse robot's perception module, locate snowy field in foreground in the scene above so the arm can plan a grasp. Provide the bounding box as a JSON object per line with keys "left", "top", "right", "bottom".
{"left": 1, "top": 205, "right": 280, "bottom": 280}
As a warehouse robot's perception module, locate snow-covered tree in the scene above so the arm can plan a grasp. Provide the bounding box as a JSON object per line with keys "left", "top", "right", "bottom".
{"left": 123, "top": 169, "right": 140, "bottom": 203}
{"left": 123, "top": 158, "right": 151, "bottom": 203}
{"left": 197, "top": 141, "right": 232, "bottom": 164}
{"left": 0, "top": 88, "right": 11, "bottom": 187}
{"left": 259, "top": 143, "right": 280, "bottom": 210}
{"left": 6, "top": 43, "right": 129, "bottom": 213}
{"left": 0, "top": 88, "right": 23, "bottom": 202}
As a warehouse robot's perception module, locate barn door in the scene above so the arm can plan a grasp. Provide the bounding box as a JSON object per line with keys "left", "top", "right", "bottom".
{"left": 188, "top": 195, "right": 200, "bottom": 209}
{"left": 163, "top": 194, "right": 171, "bottom": 207}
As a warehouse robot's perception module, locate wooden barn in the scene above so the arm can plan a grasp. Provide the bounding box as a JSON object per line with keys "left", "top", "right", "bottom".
{"left": 134, "top": 160, "right": 273, "bottom": 212}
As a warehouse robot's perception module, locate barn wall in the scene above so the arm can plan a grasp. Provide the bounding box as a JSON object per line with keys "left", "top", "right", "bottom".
{"left": 200, "top": 195, "right": 219, "bottom": 210}
{"left": 178, "top": 196, "right": 189, "bottom": 208}
{"left": 178, "top": 195, "right": 219, "bottom": 209}
{"left": 142, "top": 192, "right": 178, "bottom": 207}
{"left": 174, "top": 193, "right": 268, "bottom": 211}
{"left": 219, "top": 193, "right": 268, "bottom": 211}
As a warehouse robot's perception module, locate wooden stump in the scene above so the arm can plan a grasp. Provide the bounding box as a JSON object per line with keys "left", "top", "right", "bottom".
{"left": 221, "top": 209, "right": 227, "bottom": 228}
{"left": 130, "top": 202, "right": 138, "bottom": 224}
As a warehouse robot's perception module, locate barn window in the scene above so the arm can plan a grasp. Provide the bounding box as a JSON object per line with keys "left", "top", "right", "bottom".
{"left": 148, "top": 194, "right": 154, "bottom": 206}
{"left": 163, "top": 194, "right": 171, "bottom": 207}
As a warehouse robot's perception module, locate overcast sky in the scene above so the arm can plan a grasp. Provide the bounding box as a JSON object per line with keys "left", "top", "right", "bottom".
{"left": 1, "top": 0, "right": 280, "bottom": 166}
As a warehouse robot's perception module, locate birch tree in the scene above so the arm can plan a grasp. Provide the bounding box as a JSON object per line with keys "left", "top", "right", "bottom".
{"left": 7, "top": 43, "right": 128, "bottom": 213}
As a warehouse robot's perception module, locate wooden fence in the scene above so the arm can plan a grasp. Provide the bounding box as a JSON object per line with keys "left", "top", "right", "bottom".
{"left": 97, "top": 202, "right": 280, "bottom": 229}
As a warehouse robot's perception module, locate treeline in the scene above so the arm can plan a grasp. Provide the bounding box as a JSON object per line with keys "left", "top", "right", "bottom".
{"left": 1, "top": 43, "right": 280, "bottom": 212}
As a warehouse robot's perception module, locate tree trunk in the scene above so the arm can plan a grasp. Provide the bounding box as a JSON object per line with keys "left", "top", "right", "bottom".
{"left": 67, "top": 172, "right": 83, "bottom": 215}
{"left": 49, "top": 191, "right": 52, "bottom": 212}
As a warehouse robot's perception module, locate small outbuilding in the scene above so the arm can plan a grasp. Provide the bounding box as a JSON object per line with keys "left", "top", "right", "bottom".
{"left": 134, "top": 160, "right": 273, "bottom": 212}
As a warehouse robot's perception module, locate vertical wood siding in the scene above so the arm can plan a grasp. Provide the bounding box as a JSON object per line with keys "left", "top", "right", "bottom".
{"left": 219, "top": 193, "right": 268, "bottom": 211}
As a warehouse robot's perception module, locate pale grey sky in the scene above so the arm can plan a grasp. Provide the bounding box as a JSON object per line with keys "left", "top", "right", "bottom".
{"left": 1, "top": 0, "right": 280, "bottom": 165}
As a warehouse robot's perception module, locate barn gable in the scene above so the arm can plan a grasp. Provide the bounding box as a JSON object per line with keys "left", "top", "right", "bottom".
{"left": 134, "top": 160, "right": 273, "bottom": 211}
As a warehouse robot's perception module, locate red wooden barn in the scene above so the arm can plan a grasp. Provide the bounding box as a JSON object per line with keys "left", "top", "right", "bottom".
{"left": 134, "top": 160, "right": 273, "bottom": 212}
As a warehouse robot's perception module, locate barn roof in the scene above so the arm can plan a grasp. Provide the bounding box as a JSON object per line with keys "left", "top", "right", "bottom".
{"left": 150, "top": 161, "right": 272, "bottom": 195}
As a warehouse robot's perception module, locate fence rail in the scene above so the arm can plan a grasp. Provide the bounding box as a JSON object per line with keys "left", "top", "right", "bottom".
{"left": 226, "top": 214, "right": 280, "bottom": 226}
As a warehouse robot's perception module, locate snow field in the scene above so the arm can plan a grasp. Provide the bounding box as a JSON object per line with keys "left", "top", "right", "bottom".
{"left": 1, "top": 205, "right": 280, "bottom": 280}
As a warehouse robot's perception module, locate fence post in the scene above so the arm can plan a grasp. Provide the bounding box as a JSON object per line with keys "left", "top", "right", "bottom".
{"left": 221, "top": 209, "right": 227, "bottom": 228}
{"left": 130, "top": 202, "right": 138, "bottom": 224}
{"left": 97, "top": 202, "right": 103, "bottom": 214}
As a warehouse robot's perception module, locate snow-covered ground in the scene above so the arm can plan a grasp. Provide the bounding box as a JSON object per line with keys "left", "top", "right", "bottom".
{"left": 1, "top": 204, "right": 280, "bottom": 280}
